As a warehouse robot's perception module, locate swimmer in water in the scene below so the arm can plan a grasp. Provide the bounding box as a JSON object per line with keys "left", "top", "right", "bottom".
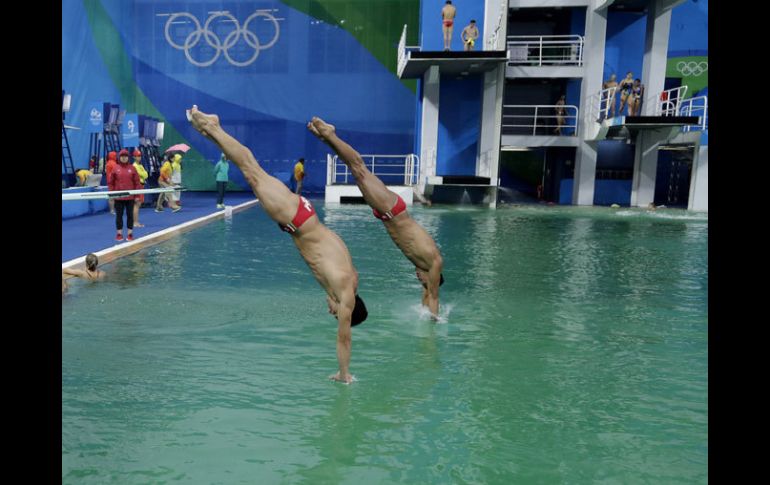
{"left": 62, "top": 253, "right": 106, "bottom": 293}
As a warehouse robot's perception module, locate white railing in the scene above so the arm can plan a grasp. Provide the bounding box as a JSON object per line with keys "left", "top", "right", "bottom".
{"left": 397, "top": 24, "right": 421, "bottom": 78}
{"left": 502, "top": 104, "right": 579, "bottom": 135}
{"left": 656, "top": 86, "right": 689, "bottom": 116}
{"left": 678, "top": 95, "right": 708, "bottom": 132}
{"left": 586, "top": 86, "right": 617, "bottom": 124}
{"left": 506, "top": 35, "right": 584, "bottom": 66}
{"left": 487, "top": 0, "right": 508, "bottom": 51}
{"left": 329, "top": 154, "right": 420, "bottom": 186}
{"left": 397, "top": 24, "right": 408, "bottom": 77}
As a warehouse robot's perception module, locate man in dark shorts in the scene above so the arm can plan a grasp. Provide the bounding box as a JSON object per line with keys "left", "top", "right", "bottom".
{"left": 187, "top": 105, "right": 367, "bottom": 384}
{"left": 308, "top": 117, "right": 444, "bottom": 320}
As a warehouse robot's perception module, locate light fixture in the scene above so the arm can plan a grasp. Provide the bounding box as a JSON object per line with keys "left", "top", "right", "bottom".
{"left": 156, "top": 122, "right": 165, "bottom": 140}
{"left": 501, "top": 146, "right": 532, "bottom": 151}
{"left": 62, "top": 93, "right": 72, "bottom": 113}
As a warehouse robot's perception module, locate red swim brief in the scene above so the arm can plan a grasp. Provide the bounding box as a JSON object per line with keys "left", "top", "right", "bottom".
{"left": 373, "top": 194, "right": 407, "bottom": 221}
{"left": 279, "top": 196, "right": 316, "bottom": 234}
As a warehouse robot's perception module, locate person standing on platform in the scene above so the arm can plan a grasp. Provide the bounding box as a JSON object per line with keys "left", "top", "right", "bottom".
{"left": 105, "top": 151, "right": 118, "bottom": 214}
{"left": 171, "top": 153, "right": 183, "bottom": 207}
{"left": 108, "top": 149, "right": 142, "bottom": 242}
{"left": 132, "top": 149, "right": 148, "bottom": 227}
{"left": 441, "top": 1, "right": 456, "bottom": 51}
{"left": 213, "top": 152, "right": 230, "bottom": 209}
{"left": 155, "top": 154, "right": 180, "bottom": 212}
{"left": 461, "top": 20, "right": 479, "bottom": 51}
{"left": 293, "top": 158, "right": 306, "bottom": 195}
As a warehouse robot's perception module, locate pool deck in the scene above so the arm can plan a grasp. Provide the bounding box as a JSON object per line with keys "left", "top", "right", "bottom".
{"left": 62, "top": 192, "right": 259, "bottom": 269}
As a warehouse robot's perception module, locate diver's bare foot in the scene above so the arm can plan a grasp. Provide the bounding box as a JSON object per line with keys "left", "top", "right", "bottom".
{"left": 307, "top": 117, "right": 336, "bottom": 141}
{"left": 188, "top": 105, "right": 220, "bottom": 138}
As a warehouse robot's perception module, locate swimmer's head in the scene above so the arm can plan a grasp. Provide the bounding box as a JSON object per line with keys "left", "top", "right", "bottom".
{"left": 351, "top": 295, "right": 368, "bottom": 326}
{"left": 85, "top": 253, "right": 98, "bottom": 271}
{"left": 327, "top": 294, "right": 368, "bottom": 326}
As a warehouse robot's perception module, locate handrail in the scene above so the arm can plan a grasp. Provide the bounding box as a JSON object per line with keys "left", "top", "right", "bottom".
{"left": 656, "top": 85, "right": 689, "bottom": 116}
{"left": 678, "top": 95, "right": 708, "bottom": 132}
{"left": 397, "top": 24, "right": 421, "bottom": 77}
{"left": 506, "top": 35, "right": 584, "bottom": 66}
{"left": 586, "top": 86, "right": 618, "bottom": 123}
{"left": 503, "top": 104, "right": 579, "bottom": 135}
{"left": 329, "top": 154, "right": 420, "bottom": 186}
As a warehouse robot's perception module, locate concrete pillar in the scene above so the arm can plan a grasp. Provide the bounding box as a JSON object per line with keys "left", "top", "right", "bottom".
{"left": 420, "top": 66, "right": 440, "bottom": 184}
{"left": 630, "top": 128, "right": 665, "bottom": 207}
{"left": 478, "top": 66, "right": 505, "bottom": 180}
{"left": 688, "top": 144, "right": 708, "bottom": 211}
{"left": 574, "top": 6, "right": 608, "bottom": 205}
{"left": 640, "top": 0, "right": 672, "bottom": 115}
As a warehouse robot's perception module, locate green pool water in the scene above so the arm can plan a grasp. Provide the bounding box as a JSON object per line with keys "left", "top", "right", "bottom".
{"left": 62, "top": 203, "right": 708, "bottom": 483}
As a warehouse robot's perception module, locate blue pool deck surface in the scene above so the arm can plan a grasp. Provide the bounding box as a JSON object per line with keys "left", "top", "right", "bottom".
{"left": 62, "top": 191, "right": 257, "bottom": 262}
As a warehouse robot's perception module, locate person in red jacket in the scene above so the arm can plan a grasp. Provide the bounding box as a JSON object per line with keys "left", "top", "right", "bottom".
{"left": 104, "top": 151, "right": 118, "bottom": 215}
{"left": 108, "top": 149, "right": 142, "bottom": 242}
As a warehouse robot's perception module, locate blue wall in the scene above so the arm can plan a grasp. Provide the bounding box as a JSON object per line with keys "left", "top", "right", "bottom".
{"left": 420, "top": 0, "right": 484, "bottom": 51}
{"left": 668, "top": 0, "right": 708, "bottom": 56}
{"left": 437, "top": 75, "right": 482, "bottom": 176}
{"left": 603, "top": 11, "right": 646, "bottom": 84}
{"left": 62, "top": 0, "right": 418, "bottom": 195}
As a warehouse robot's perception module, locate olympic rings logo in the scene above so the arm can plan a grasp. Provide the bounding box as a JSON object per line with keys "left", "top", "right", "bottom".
{"left": 676, "top": 61, "right": 708, "bottom": 77}
{"left": 164, "top": 11, "right": 280, "bottom": 67}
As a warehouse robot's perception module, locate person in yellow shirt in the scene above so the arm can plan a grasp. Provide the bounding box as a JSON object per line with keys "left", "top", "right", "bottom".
{"left": 132, "top": 149, "right": 148, "bottom": 227}
{"left": 171, "top": 153, "right": 183, "bottom": 206}
{"left": 155, "top": 154, "right": 180, "bottom": 212}
{"left": 293, "top": 158, "right": 305, "bottom": 195}
{"left": 75, "top": 168, "right": 93, "bottom": 186}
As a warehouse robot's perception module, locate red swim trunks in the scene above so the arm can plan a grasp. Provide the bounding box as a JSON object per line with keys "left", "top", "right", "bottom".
{"left": 373, "top": 194, "right": 407, "bottom": 221}
{"left": 279, "top": 196, "right": 316, "bottom": 234}
{"left": 443, "top": 19, "right": 454, "bottom": 28}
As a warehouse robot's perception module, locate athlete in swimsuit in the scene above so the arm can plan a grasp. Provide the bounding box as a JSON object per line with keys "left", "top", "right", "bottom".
{"left": 618, "top": 72, "right": 634, "bottom": 117}
{"left": 308, "top": 117, "right": 444, "bottom": 320}
{"left": 442, "top": 1, "right": 457, "bottom": 51}
{"left": 629, "top": 79, "right": 644, "bottom": 116}
{"left": 62, "top": 253, "right": 106, "bottom": 293}
{"left": 187, "top": 105, "right": 367, "bottom": 384}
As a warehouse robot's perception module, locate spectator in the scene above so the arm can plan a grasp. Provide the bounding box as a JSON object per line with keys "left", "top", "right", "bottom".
{"left": 105, "top": 151, "right": 118, "bottom": 214}
{"left": 293, "top": 158, "right": 306, "bottom": 195}
{"left": 171, "top": 153, "right": 183, "bottom": 206}
{"left": 132, "top": 149, "right": 148, "bottom": 228}
{"left": 155, "top": 154, "right": 181, "bottom": 212}
{"left": 213, "top": 152, "right": 230, "bottom": 209}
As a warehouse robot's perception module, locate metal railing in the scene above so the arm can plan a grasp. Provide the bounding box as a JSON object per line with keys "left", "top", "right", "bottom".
{"left": 656, "top": 86, "right": 688, "bottom": 116}
{"left": 487, "top": 0, "right": 508, "bottom": 51}
{"left": 397, "top": 24, "right": 420, "bottom": 78}
{"left": 328, "top": 154, "right": 420, "bottom": 186}
{"left": 586, "top": 86, "right": 617, "bottom": 124}
{"left": 502, "top": 104, "right": 579, "bottom": 136}
{"left": 678, "top": 95, "right": 708, "bottom": 132}
{"left": 506, "top": 35, "right": 584, "bottom": 66}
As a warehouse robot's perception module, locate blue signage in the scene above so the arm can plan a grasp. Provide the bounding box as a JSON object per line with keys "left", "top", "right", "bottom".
{"left": 122, "top": 113, "right": 139, "bottom": 146}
